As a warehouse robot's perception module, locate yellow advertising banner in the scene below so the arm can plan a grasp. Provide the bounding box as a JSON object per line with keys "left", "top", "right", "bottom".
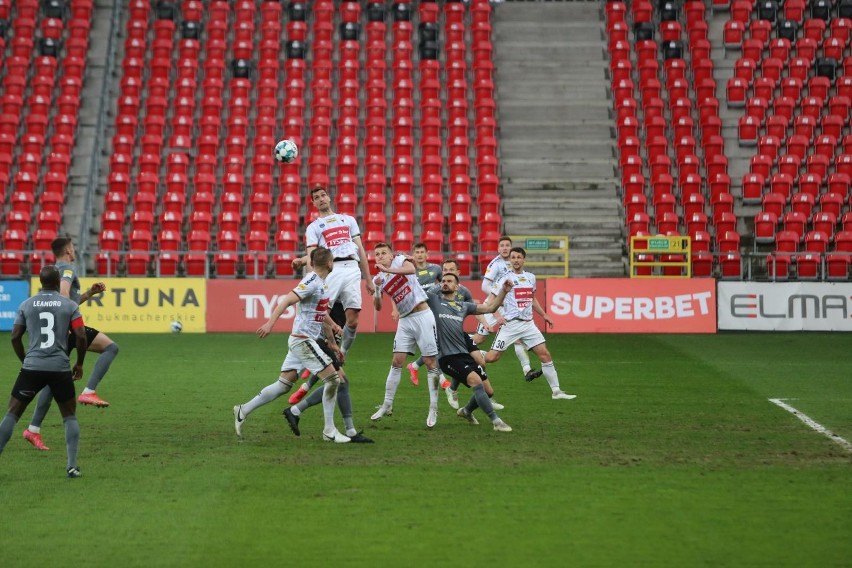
{"left": 30, "top": 278, "right": 206, "bottom": 333}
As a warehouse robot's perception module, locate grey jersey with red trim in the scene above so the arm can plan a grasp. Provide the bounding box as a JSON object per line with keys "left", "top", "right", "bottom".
{"left": 14, "top": 290, "right": 82, "bottom": 371}
{"left": 55, "top": 260, "right": 83, "bottom": 304}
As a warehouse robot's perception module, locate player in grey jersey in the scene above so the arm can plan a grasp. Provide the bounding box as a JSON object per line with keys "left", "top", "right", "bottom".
{"left": 0, "top": 266, "right": 87, "bottom": 477}
{"left": 425, "top": 272, "right": 514, "bottom": 432}
{"left": 410, "top": 259, "right": 505, "bottom": 412}
{"left": 404, "top": 243, "right": 443, "bottom": 386}
{"left": 22, "top": 237, "right": 117, "bottom": 451}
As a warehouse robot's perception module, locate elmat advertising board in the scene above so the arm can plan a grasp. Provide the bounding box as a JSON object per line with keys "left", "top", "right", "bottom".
{"left": 546, "top": 279, "right": 717, "bottom": 333}
{"left": 718, "top": 282, "right": 852, "bottom": 331}
{"left": 31, "top": 277, "right": 206, "bottom": 333}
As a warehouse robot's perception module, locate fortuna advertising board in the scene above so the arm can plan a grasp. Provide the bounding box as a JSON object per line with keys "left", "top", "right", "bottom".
{"left": 32, "top": 277, "right": 206, "bottom": 333}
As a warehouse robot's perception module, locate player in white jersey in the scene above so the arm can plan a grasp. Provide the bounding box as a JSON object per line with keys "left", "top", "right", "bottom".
{"left": 292, "top": 186, "right": 374, "bottom": 359}
{"left": 369, "top": 242, "right": 443, "bottom": 428}
{"left": 405, "top": 242, "right": 444, "bottom": 386}
{"left": 233, "top": 247, "right": 350, "bottom": 443}
{"left": 471, "top": 236, "right": 541, "bottom": 382}
{"left": 483, "top": 247, "right": 576, "bottom": 400}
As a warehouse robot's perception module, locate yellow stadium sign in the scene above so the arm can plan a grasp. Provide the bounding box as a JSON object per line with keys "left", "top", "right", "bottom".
{"left": 509, "top": 235, "right": 570, "bottom": 278}
{"left": 30, "top": 278, "right": 206, "bottom": 333}
{"left": 629, "top": 235, "right": 692, "bottom": 278}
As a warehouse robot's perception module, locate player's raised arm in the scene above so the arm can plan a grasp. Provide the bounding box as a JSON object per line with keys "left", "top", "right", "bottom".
{"left": 476, "top": 278, "right": 513, "bottom": 315}
{"left": 353, "top": 235, "right": 375, "bottom": 295}
{"left": 373, "top": 278, "right": 383, "bottom": 311}
{"left": 257, "top": 291, "right": 301, "bottom": 338}
{"left": 377, "top": 257, "right": 416, "bottom": 275}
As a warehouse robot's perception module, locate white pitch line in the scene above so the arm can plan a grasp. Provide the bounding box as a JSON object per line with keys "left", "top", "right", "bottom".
{"left": 768, "top": 398, "right": 852, "bottom": 453}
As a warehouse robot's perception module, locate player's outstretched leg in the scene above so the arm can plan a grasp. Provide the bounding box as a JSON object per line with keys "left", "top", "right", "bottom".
{"left": 23, "top": 387, "right": 52, "bottom": 450}
{"left": 371, "top": 366, "right": 401, "bottom": 421}
{"left": 0, "top": 411, "right": 20, "bottom": 455}
{"left": 64, "top": 415, "right": 81, "bottom": 476}
{"left": 407, "top": 357, "right": 423, "bottom": 386}
{"left": 426, "top": 367, "right": 441, "bottom": 428}
{"left": 320, "top": 373, "right": 349, "bottom": 443}
{"left": 233, "top": 377, "right": 294, "bottom": 438}
{"left": 79, "top": 340, "right": 119, "bottom": 408}
{"left": 289, "top": 372, "right": 319, "bottom": 404}
{"left": 458, "top": 383, "right": 512, "bottom": 432}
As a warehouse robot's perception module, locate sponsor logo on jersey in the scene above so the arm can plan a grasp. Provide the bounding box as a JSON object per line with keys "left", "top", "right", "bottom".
{"left": 514, "top": 287, "right": 534, "bottom": 308}
{"left": 438, "top": 313, "right": 464, "bottom": 322}
{"left": 313, "top": 298, "right": 330, "bottom": 322}
{"left": 62, "top": 270, "right": 74, "bottom": 279}
{"left": 322, "top": 226, "right": 351, "bottom": 248}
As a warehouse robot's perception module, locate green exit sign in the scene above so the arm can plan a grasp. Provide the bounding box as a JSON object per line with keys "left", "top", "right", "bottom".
{"left": 525, "top": 238, "right": 549, "bottom": 250}
{"left": 648, "top": 238, "right": 670, "bottom": 250}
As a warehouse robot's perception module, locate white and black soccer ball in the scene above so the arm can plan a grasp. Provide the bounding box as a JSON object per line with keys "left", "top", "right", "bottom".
{"left": 170, "top": 320, "right": 183, "bottom": 333}
{"left": 274, "top": 138, "right": 299, "bottom": 163}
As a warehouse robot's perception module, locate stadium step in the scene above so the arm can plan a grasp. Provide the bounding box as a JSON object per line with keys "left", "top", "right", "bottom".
{"left": 494, "top": 2, "right": 623, "bottom": 278}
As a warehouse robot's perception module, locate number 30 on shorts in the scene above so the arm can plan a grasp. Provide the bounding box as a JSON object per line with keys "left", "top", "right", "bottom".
{"left": 494, "top": 339, "right": 506, "bottom": 350}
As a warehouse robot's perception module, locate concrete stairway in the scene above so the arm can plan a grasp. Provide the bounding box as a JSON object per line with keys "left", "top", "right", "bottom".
{"left": 493, "top": 2, "right": 624, "bottom": 277}
{"left": 63, "top": 0, "right": 113, "bottom": 251}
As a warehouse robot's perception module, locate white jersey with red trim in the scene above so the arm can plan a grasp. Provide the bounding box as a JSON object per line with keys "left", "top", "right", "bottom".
{"left": 374, "top": 254, "right": 427, "bottom": 317}
{"left": 483, "top": 254, "right": 511, "bottom": 294}
{"left": 305, "top": 213, "right": 361, "bottom": 260}
{"left": 497, "top": 270, "right": 536, "bottom": 320}
{"left": 290, "top": 272, "right": 331, "bottom": 339}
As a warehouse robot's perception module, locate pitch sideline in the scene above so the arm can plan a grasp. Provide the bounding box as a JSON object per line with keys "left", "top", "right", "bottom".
{"left": 768, "top": 398, "right": 852, "bottom": 453}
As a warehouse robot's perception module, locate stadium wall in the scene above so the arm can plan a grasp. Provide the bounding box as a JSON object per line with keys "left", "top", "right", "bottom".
{"left": 11, "top": 279, "right": 851, "bottom": 333}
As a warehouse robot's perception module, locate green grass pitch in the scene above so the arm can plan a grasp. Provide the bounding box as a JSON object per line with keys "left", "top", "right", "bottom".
{"left": 0, "top": 332, "right": 849, "bottom": 567}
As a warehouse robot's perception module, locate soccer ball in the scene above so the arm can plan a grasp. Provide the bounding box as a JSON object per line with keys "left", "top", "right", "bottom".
{"left": 170, "top": 320, "right": 183, "bottom": 333}
{"left": 274, "top": 138, "right": 299, "bottom": 163}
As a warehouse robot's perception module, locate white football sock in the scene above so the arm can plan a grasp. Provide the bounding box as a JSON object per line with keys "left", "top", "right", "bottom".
{"left": 427, "top": 367, "right": 441, "bottom": 407}
{"left": 514, "top": 343, "right": 531, "bottom": 374}
{"left": 241, "top": 378, "right": 293, "bottom": 417}
{"left": 321, "top": 374, "right": 340, "bottom": 432}
{"left": 383, "top": 366, "right": 402, "bottom": 407}
{"left": 541, "top": 361, "right": 560, "bottom": 391}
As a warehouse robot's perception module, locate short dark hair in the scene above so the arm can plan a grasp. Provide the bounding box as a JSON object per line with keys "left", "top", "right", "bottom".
{"left": 51, "top": 237, "right": 72, "bottom": 257}
{"left": 442, "top": 258, "right": 460, "bottom": 271}
{"left": 509, "top": 247, "right": 526, "bottom": 258}
{"left": 310, "top": 185, "right": 328, "bottom": 198}
{"left": 413, "top": 242, "right": 427, "bottom": 251}
{"left": 499, "top": 236, "right": 513, "bottom": 245}
{"left": 310, "top": 246, "right": 333, "bottom": 266}
{"left": 374, "top": 242, "right": 392, "bottom": 252}
{"left": 40, "top": 265, "right": 61, "bottom": 289}
{"left": 441, "top": 272, "right": 459, "bottom": 284}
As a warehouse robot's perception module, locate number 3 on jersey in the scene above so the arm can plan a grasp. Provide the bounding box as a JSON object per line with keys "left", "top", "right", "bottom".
{"left": 38, "top": 312, "right": 56, "bottom": 349}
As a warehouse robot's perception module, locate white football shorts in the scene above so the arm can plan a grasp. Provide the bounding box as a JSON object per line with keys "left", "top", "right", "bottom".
{"left": 392, "top": 308, "right": 439, "bottom": 357}
{"left": 281, "top": 336, "right": 333, "bottom": 374}
{"left": 490, "top": 319, "right": 545, "bottom": 352}
{"left": 326, "top": 259, "right": 363, "bottom": 310}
